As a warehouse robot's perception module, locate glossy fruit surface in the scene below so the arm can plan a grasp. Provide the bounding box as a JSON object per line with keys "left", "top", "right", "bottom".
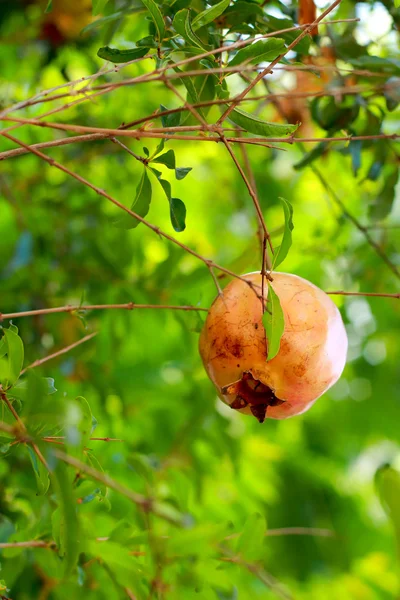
{"left": 199, "top": 272, "right": 348, "bottom": 422}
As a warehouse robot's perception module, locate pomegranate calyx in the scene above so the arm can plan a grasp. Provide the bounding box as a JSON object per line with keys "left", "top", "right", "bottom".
{"left": 222, "top": 371, "right": 285, "bottom": 423}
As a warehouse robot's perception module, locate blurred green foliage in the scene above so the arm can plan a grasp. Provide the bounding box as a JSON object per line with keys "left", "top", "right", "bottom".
{"left": 0, "top": 0, "right": 399, "bottom": 598}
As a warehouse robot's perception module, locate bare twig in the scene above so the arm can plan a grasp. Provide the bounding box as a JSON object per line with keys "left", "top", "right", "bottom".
{"left": 1, "top": 303, "right": 208, "bottom": 321}
{"left": 217, "top": 0, "right": 344, "bottom": 125}
{"left": 0, "top": 540, "right": 54, "bottom": 549}
{"left": 0, "top": 131, "right": 260, "bottom": 295}
{"left": 0, "top": 389, "right": 48, "bottom": 469}
{"left": 21, "top": 332, "right": 97, "bottom": 375}
{"left": 327, "top": 290, "right": 400, "bottom": 299}
{"left": 52, "top": 450, "right": 183, "bottom": 525}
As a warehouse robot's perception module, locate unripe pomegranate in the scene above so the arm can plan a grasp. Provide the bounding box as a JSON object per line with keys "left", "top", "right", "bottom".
{"left": 199, "top": 272, "right": 347, "bottom": 422}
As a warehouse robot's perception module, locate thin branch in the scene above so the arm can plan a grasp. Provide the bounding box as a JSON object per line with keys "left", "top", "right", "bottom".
{"left": 265, "top": 527, "right": 335, "bottom": 537}
{"left": 0, "top": 389, "right": 48, "bottom": 469}
{"left": 1, "top": 303, "right": 208, "bottom": 321}
{"left": 0, "top": 540, "right": 54, "bottom": 549}
{"left": 217, "top": 0, "right": 344, "bottom": 125}
{"left": 307, "top": 159, "right": 400, "bottom": 281}
{"left": 0, "top": 131, "right": 259, "bottom": 293}
{"left": 52, "top": 450, "right": 183, "bottom": 525}
{"left": 327, "top": 290, "right": 400, "bottom": 299}
{"left": 2, "top": 116, "right": 397, "bottom": 147}
{"left": 21, "top": 332, "right": 97, "bottom": 375}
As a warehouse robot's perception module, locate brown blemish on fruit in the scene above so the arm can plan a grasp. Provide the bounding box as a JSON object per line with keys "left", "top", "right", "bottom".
{"left": 293, "top": 362, "right": 307, "bottom": 377}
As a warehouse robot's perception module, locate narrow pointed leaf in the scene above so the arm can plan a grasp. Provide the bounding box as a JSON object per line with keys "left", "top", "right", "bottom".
{"left": 27, "top": 445, "right": 50, "bottom": 496}
{"left": 228, "top": 107, "right": 298, "bottom": 137}
{"left": 51, "top": 460, "right": 80, "bottom": 577}
{"left": 262, "top": 283, "right": 285, "bottom": 361}
{"left": 228, "top": 38, "right": 285, "bottom": 67}
{"left": 114, "top": 168, "right": 152, "bottom": 229}
{"left": 173, "top": 9, "right": 207, "bottom": 50}
{"left": 191, "top": 0, "right": 230, "bottom": 31}
{"left": 2, "top": 327, "right": 24, "bottom": 388}
{"left": 272, "top": 198, "right": 294, "bottom": 269}
{"left": 140, "top": 0, "right": 165, "bottom": 42}
{"left": 236, "top": 513, "right": 266, "bottom": 561}
{"left": 97, "top": 46, "right": 150, "bottom": 63}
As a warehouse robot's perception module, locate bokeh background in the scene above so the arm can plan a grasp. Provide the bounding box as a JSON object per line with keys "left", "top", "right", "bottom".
{"left": 0, "top": 1, "right": 399, "bottom": 598}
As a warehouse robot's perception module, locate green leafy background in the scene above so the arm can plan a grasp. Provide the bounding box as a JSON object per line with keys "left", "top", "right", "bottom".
{"left": 0, "top": 0, "right": 399, "bottom": 598}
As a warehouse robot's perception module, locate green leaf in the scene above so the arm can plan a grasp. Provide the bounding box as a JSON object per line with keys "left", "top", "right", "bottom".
{"left": 191, "top": 0, "right": 230, "bottom": 31}
{"left": 350, "top": 56, "right": 400, "bottom": 76}
{"left": 228, "top": 107, "right": 298, "bottom": 137}
{"left": 272, "top": 198, "right": 294, "bottom": 269}
{"left": 137, "top": 35, "right": 158, "bottom": 48}
{"left": 160, "top": 105, "right": 181, "bottom": 129}
{"left": 173, "top": 9, "right": 207, "bottom": 50}
{"left": 8, "top": 376, "right": 56, "bottom": 402}
{"left": 0, "top": 337, "right": 6, "bottom": 359}
{"left": 81, "top": 10, "right": 124, "bottom": 34}
{"left": 170, "top": 198, "right": 187, "bottom": 232}
{"left": 27, "top": 445, "right": 50, "bottom": 496}
{"left": 51, "top": 459, "right": 80, "bottom": 577}
{"left": 44, "top": 0, "right": 53, "bottom": 12}
{"left": 293, "top": 141, "right": 328, "bottom": 170}
{"left": 141, "top": 0, "right": 165, "bottom": 42}
{"left": 369, "top": 168, "right": 399, "bottom": 221}
{"left": 175, "top": 167, "right": 192, "bottom": 180}
{"left": 1, "top": 327, "right": 24, "bottom": 388}
{"left": 173, "top": 66, "right": 205, "bottom": 119}
{"left": 76, "top": 396, "right": 93, "bottom": 450}
{"left": 384, "top": 77, "right": 400, "bottom": 111}
{"left": 375, "top": 464, "right": 400, "bottom": 562}
{"left": 236, "top": 513, "right": 266, "bottom": 561}
{"left": 228, "top": 38, "right": 285, "bottom": 68}
{"left": 395, "top": 0, "right": 400, "bottom": 7}
{"left": 92, "top": 0, "right": 109, "bottom": 16}
{"left": 153, "top": 149, "right": 176, "bottom": 169}
{"left": 114, "top": 167, "right": 152, "bottom": 229}
{"left": 97, "top": 46, "right": 150, "bottom": 63}
{"left": 262, "top": 283, "right": 285, "bottom": 361}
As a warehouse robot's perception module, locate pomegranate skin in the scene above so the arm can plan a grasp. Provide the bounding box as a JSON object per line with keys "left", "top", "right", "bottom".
{"left": 199, "top": 272, "right": 348, "bottom": 421}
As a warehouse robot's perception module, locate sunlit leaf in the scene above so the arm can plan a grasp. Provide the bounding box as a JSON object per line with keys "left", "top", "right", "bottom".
{"left": 92, "top": 0, "right": 109, "bottom": 16}
{"left": 51, "top": 459, "right": 80, "bottom": 577}
{"left": 114, "top": 167, "right": 152, "bottom": 229}
{"left": 369, "top": 168, "right": 399, "bottom": 221}
{"left": 236, "top": 513, "right": 266, "bottom": 561}
{"left": 26, "top": 445, "right": 50, "bottom": 496}
{"left": 272, "top": 198, "right": 294, "bottom": 269}
{"left": 228, "top": 107, "right": 298, "bottom": 137}
{"left": 191, "top": 0, "right": 230, "bottom": 31}
{"left": 262, "top": 283, "right": 285, "bottom": 361}
{"left": 1, "top": 327, "right": 24, "bottom": 388}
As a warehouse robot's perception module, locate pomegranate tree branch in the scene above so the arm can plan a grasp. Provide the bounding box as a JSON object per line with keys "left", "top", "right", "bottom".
{"left": 0, "top": 389, "right": 48, "bottom": 469}
{"left": 21, "top": 332, "right": 98, "bottom": 375}
{"left": 217, "top": 0, "right": 344, "bottom": 125}
{"left": 1, "top": 303, "right": 209, "bottom": 321}
{"left": 52, "top": 450, "right": 182, "bottom": 525}
{"left": 0, "top": 131, "right": 255, "bottom": 293}
{"left": 327, "top": 291, "right": 400, "bottom": 299}
{"left": 307, "top": 160, "right": 400, "bottom": 281}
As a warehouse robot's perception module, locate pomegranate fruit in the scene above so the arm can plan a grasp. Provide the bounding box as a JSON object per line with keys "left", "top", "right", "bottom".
{"left": 199, "top": 272, "right": 348, "bottom": 422}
